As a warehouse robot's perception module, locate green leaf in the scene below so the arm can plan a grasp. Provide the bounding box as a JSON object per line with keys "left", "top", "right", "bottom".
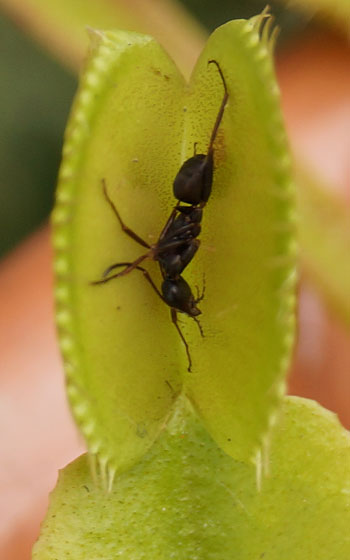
{"left": 53, "top": 14, "right": 296, "bottom": 474}
{"left": 33, "top": 396, "right": 350, "bottom": 560}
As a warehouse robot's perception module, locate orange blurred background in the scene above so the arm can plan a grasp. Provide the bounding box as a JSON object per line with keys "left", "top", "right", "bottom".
{"left": 0, "top": 16, "right": 349, "bottom": 560}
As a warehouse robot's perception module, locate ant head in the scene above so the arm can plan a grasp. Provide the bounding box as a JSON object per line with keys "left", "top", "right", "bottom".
{"left": 162, "top": 277, "right": 201, "bottom": 317}
{"left": 178, "top": 292, "right": 202, "bottom": 318}
{"left": 187, "top": 301, "right": 201, "bottom": 317}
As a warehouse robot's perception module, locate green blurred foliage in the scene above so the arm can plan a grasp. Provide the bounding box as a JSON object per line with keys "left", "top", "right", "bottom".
{"left": 0, "top": 14, "right": 76, "bottom": 256}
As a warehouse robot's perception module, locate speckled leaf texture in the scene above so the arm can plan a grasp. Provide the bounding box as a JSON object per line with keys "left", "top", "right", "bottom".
{"left": 33, "top": 396, "right": 350, "bottom": 560}
{"left": 53, "top": 14, "right": 296, "bottom": 478}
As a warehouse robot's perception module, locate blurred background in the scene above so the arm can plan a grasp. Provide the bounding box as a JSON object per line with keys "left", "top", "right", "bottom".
{"left": 0, "top": 0, "right": 349, "bottom": 558}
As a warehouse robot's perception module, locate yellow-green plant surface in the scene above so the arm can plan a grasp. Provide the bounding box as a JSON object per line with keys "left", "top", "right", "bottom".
{"left": 53, "top": 15, "right": 296, "bottom": 477}
{"left": 33, "top": 396, "right": 350, "bottom": 560}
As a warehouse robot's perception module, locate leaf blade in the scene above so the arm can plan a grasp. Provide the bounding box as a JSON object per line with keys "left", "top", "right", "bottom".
{"left": 183, "top": 17, "right": 296, "bottom": 462}
{"left": 53, "top": 29, "right": 187, "bottom": 473}
{"left": 33, "top": 396, "right": 350, "bottom": 560}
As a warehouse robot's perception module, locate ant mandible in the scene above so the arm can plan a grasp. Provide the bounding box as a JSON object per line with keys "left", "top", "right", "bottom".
{"left": 92, "top": 59, "right": 228, "bottom": 371}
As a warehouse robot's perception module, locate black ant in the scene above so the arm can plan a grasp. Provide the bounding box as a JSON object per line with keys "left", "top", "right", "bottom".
{"left": 92, "top": 60, "right": 228, "bottom": 371}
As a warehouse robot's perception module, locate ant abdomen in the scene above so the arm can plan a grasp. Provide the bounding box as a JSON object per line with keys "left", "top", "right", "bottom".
{"left": 173, "top": 151, "right": 213, "bottom": 205}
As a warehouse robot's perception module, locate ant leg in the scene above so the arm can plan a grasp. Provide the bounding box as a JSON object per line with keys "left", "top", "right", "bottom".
{"left": 92, "top": 262, "right": 165, "bottom": 302}
{"left": 163, "top": 222, "right": 200, "bottom": 239}
{"left": 91, "top": 252, "right": 151, "bottom": 285}
{"left": 137, "top": 267, "right": 165, "bottom": 301}
{"left": 171, "top": 308, "right": 192, "bottom": 372}
{"left": 155, "top": 237, "right": 199, "bottom": 260}
{"left": 158, "top": 206, "right": 179, "bottom": 243}
{"left": 102, "top": 179, "right": 151, "bottom": 249}
{"left": 158, "top": 198, "right": 201, "bottom": 244}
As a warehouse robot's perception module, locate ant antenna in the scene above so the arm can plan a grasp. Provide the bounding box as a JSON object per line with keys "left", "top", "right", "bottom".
{"left": 195, "top": 272, "right": 206, "bottom": 303}
{"left": 207, "top": 59, "right": 229, "bottom": 155}
{"left": 193, "top": 316, "right": 204, "bottom": 338}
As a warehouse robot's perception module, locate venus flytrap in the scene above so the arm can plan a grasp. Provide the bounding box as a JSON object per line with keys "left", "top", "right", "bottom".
{"left": 33, "top": 12, "right": 350, "bottom": 560}
{"left": 53, "top": 13, "right": 296, "bottom": 474}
